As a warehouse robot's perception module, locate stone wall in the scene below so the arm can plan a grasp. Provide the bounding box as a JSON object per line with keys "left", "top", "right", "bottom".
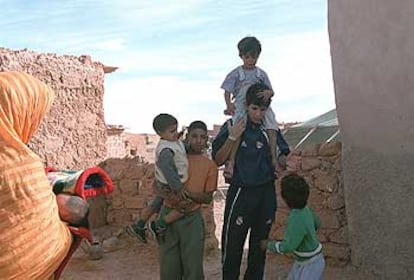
{"left": 105, "top": 130, "right": 159, "bottom": 162}
{"left": 270, "top": 141, "right": 349, "bottom": 266}
{"left": 0, "top": 48, "right": 109, "bottom": 169}
{"left": 95, "top": 157, "right": 219, "bottom": 254}
{"left": 91, "top": 141, "right": 348, "bottom": 264}
{"left": 123, "top": 133, "right": 159, "bottom": 163}
{"left": 106, "top": 125, "right": 128, "bottom": 159}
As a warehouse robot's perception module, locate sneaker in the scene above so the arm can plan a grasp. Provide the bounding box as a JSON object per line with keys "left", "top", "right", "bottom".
{"left": 148, "top": 221, "right": 166, "bottom": 243}
{"left": 126, "top": 224, "right": 147, "bottom": 243}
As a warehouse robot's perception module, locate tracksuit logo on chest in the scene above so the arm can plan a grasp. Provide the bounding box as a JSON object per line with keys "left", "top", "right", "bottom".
{"left": 240, "top": 141, "right": 264, "bottom": 149}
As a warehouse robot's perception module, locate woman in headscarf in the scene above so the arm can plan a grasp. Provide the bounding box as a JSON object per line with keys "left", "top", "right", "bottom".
{"left": 0, "top": 71, "right": 71, "bottom": 279}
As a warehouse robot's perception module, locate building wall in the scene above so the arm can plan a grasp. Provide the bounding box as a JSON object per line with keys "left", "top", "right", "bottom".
{"left": 0, "top": 48, "right": 108, "bottom": 169}
{"left": 270, "top": 142, "right": 349, "bottom": 266}
{"left": 123, "top": 133, "right": 159, "bottom": 163}
{"left": 328, "top": 1, "right": 414, "bottom": 278}
{"left": 106, "top": 133, "right": 127, "bottom": 159}
{"left": 97, "top": 157, "right": 219, "bottom": 255}
{"left": 107, "top": 126, "right": 128, "bottom": 159}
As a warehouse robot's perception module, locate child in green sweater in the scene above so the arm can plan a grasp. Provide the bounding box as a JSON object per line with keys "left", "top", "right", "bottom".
{"left": 261, "top": 174, "right": 325, "bottom": 280}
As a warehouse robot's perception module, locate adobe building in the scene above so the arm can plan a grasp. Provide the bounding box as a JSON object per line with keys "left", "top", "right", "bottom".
{"left": 4, "top": 5, "right": 414, "bottom": 274}
{"left": 329, "top": 0, "right": 414, "bottom": 278}
{"left": 0, "top": 48, "right": 117, "bottom": 169}
{"left": 0, "top": 47, "right": 222, "bottom": 259}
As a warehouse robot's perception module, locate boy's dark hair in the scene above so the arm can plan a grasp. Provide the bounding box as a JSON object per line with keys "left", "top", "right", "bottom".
{"left": 246, "top": 82, "right": 271, "bottom": 108}
{"left": 281, "top": 174, "right": 310, "bottom": 209}
{"left": 153, "top": 113, "right": 177, "bottom": 134}
{"left": 238, "top": 36, "right": 262, "bottom": 58}
{"left": 188, "top": 120, "right": 207, "bottom": 132}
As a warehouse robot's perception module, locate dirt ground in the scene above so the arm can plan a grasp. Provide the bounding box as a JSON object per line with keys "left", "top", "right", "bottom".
{"left": 62, "top": 199, "right": 373, "bottom": 280}
{"left": 62, "top": 240, "right": 370, "bottom": 280}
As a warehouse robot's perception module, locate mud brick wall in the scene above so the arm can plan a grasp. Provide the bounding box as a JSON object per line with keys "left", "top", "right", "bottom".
{"left": 95, "top": 157, "right": 219, "bottom": 254}
{"left": 0, "top": 48, "right": 107, "bottom": 169}
{"left": 270, "top": 141, "right": 350, "bottom": 266}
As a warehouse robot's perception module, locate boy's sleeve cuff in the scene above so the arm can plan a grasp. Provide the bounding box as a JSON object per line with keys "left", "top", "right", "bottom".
{"left": 267, "top": 241, "right": 282, "bottom": 254}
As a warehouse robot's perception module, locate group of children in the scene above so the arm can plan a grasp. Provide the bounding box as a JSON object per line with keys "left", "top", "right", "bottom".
{"left": 127, "top": 36, "right": 325, "bottom": 279}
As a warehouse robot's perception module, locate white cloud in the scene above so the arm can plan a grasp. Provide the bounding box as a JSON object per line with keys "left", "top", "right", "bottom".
{"left": 100, "top": 44, "right": 224, "bottom": 73}
{"left": 258, "top": 29, "right": 336, "bottom": 122}
{"left": 1, "top": 0, "right": 334, "bottom": 132}
{"left": 104, "top": 75, "right": 223, "bottom": 133}
{"left": 104, "top": 28, "right": 336, "bottom": 132}
{"left": 105, "top": 0, "right": 210, "bottom": 29}
{"left": 261, "top": 29, "right": 334, "bottom": 101}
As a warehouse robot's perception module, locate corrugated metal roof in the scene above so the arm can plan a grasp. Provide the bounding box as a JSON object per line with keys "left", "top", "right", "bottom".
{"left": 282, "top": 109, "right": 340, "bottom": 150}
{"left": 293, "top": 109, "right": 338, "bottom": 127}
{"left": 281, "top": 127, "right": 312, "bottom": 148}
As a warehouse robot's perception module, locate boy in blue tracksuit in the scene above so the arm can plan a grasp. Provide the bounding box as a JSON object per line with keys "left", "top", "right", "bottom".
{"left": 212, "top": 82, "right": 290, "bottom": 280}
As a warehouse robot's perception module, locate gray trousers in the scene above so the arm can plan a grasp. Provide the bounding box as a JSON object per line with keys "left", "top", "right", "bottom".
{"left": 288, "top": 253, "right": 325, "bottom": 280}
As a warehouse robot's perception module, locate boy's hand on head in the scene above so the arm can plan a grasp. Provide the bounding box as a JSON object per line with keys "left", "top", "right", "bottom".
{"left": 228, "top": 119, "right": 245, "bottom": 140}
{"left": 257, "top": 89, "right": 274, "bottom": 100}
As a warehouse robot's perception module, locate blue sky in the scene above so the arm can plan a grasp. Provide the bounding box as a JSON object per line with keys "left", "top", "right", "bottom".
{"left": 1, "top": 0, "right": 335, "bottom": 133}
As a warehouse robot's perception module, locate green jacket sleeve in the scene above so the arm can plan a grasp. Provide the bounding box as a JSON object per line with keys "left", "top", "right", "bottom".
{"left": 267, "top": 214, "right": 306, "bottom": 254}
